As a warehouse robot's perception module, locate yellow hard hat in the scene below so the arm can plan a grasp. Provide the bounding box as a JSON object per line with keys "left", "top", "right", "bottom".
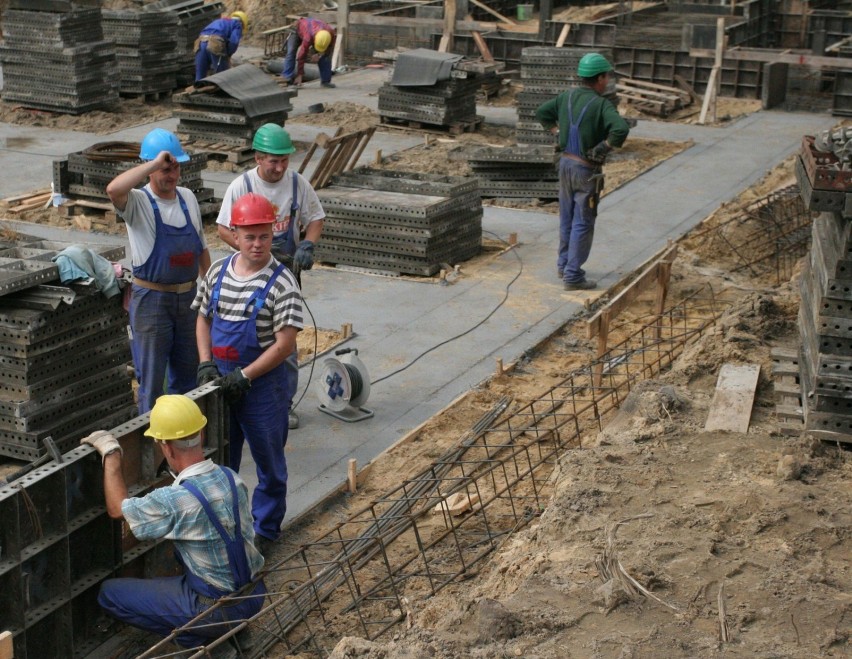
{"left": 144, "top": 395, "right": 207, "bottom": 441}
{"left": 231, "top": 11, "right": 248, "bottom": 31}
{"left": 314, "top": 29, "right": 332, "bottom": 54}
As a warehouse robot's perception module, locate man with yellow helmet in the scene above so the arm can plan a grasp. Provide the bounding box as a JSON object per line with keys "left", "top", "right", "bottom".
{"left": 194, "top": 11, "right": 248, "bottom": 83}
{"left": 80, "top": 395, "right": 266, "bottom": 651}
{"left": 282, "top": 17, "right": 337, "bottom": 88}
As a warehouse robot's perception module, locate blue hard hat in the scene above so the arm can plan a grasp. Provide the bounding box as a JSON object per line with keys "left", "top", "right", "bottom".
{"left": 139, "top": 128, "right": 190, "bottom": 163}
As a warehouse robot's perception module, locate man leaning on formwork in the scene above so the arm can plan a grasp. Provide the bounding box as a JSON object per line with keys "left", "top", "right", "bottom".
{"left": 281, "top": 17, "right": 336, "bottom": 88}
{"left": 81, "top": 395, "right": 265, "bottom": 655}
{"left": 106, "top": 128, "right": 211, "bottom": 414}
{"left": 194, "top": 10, "right": 248, "bottom": 83}
{"left": 536, "top": 52, "right": 630, "bottom": 291}
{"left": 215, "top": 123, "right": 324, "bottom": 430}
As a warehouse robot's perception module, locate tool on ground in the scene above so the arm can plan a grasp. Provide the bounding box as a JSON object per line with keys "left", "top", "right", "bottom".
{"left": 2, "top": 436, "right": 64, "bottom": 485}
{"left": 315, "top": 348, "right": 374, "bottom": 422}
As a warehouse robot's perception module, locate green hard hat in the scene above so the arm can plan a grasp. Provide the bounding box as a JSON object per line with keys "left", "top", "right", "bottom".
{"left": 252, "top": 123, "right": 296, "bottom": 155}
{"left": 577, "top": 52, "right": 613, "bottom": 78}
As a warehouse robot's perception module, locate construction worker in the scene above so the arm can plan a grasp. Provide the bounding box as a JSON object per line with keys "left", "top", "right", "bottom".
{"left": 281, "top": 17, "right": 336, "bottom": 88}
{"left": 216, "top": 123, "right": 324, "bottom": 430}
{"left": 195, "top": 193, "right": 303, "bottom": 550}
{"left": 81, "top": 395, "right": 266, "bottom": 650}
{"left": 194, "top": 11, "right": 248, "bottom": 83}
{"left": 106, "top": 128, "right": 210, "bottom": 414}
{"left": 536, "top": 52, "right": 630, "bottom": 291}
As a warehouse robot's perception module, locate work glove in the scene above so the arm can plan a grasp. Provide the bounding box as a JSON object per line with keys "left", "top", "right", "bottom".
{"left": 221, "top": 368, "right": 251, "bottom": 404}
{"left": 587, "top": 140, "right": 612, "bottom": 166}
{"left": 293, "top": 240, "right": 315, "bottom": 270}
{"left": 81, "top": 430, "right": 123, "bottom": 464}
{"left": 197, "top": 360, "right": 221, "bottom": 386}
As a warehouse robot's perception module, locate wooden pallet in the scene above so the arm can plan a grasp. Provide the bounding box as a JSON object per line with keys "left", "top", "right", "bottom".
{"left": 183, "top": 139, "right": 255, "bottom": 165}
{"left": 2, "top": 188, "right": 52, "bottom": 214}
{"left": 58, "top": 197, "right": 119, "bottom": 230}
{"left": 298, "top": 126, "right": 377, "bottom": 189}
{"left": 380, "top": 115, "right": 483, "bottom": 136}
{"left": 616, "top": 78, "right": 693, "bottom": 117}
{"left": 770, "top": 346, "right": 805, "bottom": 436}
{"left": 119, "top": 89, "right": 172, "bottom": 103}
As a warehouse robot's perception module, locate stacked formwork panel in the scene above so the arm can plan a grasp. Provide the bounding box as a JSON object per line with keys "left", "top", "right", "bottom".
{"left": 0, "top": 7, "right": 119, "bottom": 114}
{"left": 467, "top": 145, "right": 559, "bottom": 200}
{"left": 315, "top": 169, "right": 482, "bottom": 276}
{"left": 794, "top": 134, "right": 852, "bottom": 442}
{"left": 378, "top": 75, "right": 480, "bottom": 130}
{"left": 102, "top": 9, "right": 182, "bottom": 97}
{"left": 0, "top": 386, "right": 227, "bottom": 659}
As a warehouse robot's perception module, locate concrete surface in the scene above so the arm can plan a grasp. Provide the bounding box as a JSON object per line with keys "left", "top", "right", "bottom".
{"left": 0, "top": 65, "right": 839, "bottom": 535}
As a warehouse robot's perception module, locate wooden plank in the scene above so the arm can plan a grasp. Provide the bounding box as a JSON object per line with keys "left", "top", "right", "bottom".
{"left": 698, "top": 65, "right": 719, "bottom": 125}
{"left": 471, "top": 30, "right": 495, "bottom": 62}
{"left": 0, "top": 631, "right": 11, "bottom": 659}
{"left": 688, "top": 47, "right": 852, "bottom": 69}
{"left": 439, "top": 0, "right": 456, "bottom": 52}
{"left": 555, "top": 23, "right": 570, "bottom": 47}
{"left": 704, "top": 363, "right": 761, "bottom": 433}
{"left": 468, "top": 0, "right": 517, "bottom": 24}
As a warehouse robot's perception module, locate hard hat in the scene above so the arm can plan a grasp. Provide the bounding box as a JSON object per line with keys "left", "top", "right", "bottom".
{"left": 251, "top": 123, "right": 296, "bottom": 155}
{"left": 144, "top": 395, "right": 207, "bottom": 441}
{"left": 139, "top": 128, "right": 189, "bottom": 163}
{"left": 231, "top": 192, "right": 276, "bottom": 226}
{"left": 314, "top": 29, "right": 332, "bottom": 54}
{"left": 231, "top": 11, "right": 248, "bottom": 30}
{"left": 577, "top": 52, "right": 613, "bottom": 78}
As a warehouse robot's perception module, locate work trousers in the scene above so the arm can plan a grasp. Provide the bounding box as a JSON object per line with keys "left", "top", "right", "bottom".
{"left": 228, "top": 370, "right": 289, "bottom": 541}
{"left": 129, "top": 286, "right": 198, "bottom": 414}
{"left": 195, "top": 41, "right": 230, "bottom": 82}
{"left": 557, "top": 158, "right": 600, "bottom": 284}
{"left": 282, "top": 32, "right": 332, "bottom": 83}
{"left": 98, "top": 575, "right": 263, "bottom": 648}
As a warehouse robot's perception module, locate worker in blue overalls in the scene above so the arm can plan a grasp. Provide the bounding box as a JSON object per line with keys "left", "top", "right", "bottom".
{"left": 107, "top": 128, "right": 211, "bottom": 414}
{"left": 81, "top": 395, "right": 266, "bottom": 651}
{"left": 195, "top": 193, "right": 304, "bottom": 553}
{"left": 194, "top": 11, "right": 248, "bottom": 83}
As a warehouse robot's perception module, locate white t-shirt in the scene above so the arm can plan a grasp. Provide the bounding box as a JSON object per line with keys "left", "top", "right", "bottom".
{"left": 215, "top": 168, "right": 325, "bottom": 245}
{"left": 118, "top": 185, "right": 207, "bottom": 268}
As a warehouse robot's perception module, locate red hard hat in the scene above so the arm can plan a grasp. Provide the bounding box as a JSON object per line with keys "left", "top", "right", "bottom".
{"left": 230, "top": 193, "right": 276, "bottom": 226}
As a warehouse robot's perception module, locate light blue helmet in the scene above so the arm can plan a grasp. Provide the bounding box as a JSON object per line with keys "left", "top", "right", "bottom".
{"left": 139, "top": 128, "right": 189, "bottom": 163}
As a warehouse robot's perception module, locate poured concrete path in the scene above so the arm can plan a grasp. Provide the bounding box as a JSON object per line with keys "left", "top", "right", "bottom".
{"left": 0, "top": 66, "right": 838, "bottom": 531}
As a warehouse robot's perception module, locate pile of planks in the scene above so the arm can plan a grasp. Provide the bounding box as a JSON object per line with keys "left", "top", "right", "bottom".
{"left": 615, "top": 78, "right": 694, "bottom": 117}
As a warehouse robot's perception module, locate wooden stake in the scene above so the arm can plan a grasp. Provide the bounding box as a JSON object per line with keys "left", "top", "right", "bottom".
{"left": 593, "top": 309, "right": 610, "bottom": 387}
{"left": 495, "top": 358, "right": 503, "bottom": 377}
{"left": 699, "top": 18, "right": 725, "bottom": 125}
{"left": 347, "top": 458, "right": 357, "bottom": 493}
{"left": 507, "top": 232, "right": 518, "bottom": 246}
{"left": 555, "top": 23, "right": 571, "bottom": 47}
{"left": 341, "top": 322, "right": 353, "bottom": 338}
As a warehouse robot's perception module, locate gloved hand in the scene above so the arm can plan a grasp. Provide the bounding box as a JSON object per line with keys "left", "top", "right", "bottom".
{"left": 220, "top": 368, "right": 251, "bottom": 404}
{"left": 587, "top": 140, "right": 612, "bottom": 166}
{"left": 293, "top": 240, "right": 315, "bottom": 270}
{"left": 81, "top": 430, "right": 123, "bottom": 464}
{"left": 197, "top": 360, "right": 221, "bottom": 386}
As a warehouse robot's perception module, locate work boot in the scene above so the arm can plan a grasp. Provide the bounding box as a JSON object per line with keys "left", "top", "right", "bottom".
{"left": 255, "top": 535, "right": 274, "bottom": 556}
{"left": 288, "top": 410, "right": 299, "bottom": 429}
{"left": 321, "top": 81, "right": 336, "bottom": 88}
{"left": 564, "top": 279, "right": 597, "bottom": 291}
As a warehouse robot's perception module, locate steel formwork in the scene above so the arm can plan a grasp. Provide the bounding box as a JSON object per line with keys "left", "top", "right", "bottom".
{"left": 141, "top": 286, "right": 724, "bottom": 658}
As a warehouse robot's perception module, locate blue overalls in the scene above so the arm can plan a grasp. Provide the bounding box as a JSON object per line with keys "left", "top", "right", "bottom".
{"left": 97, "top": 468, "right": 266, "bottom": 648}
{"left": 195, "top": 17, "right": 242, "bottom": 82}
{"left": 558, "top": 90, "right": 600, "bottom": 285}
{"left": 130, "top": 189, "right": 203, "bottom": 414}
{"left": 209, "top": 255, "right": 290, "bottom": 541}
{"left": 243, "top": 172, "right": 301, "bottom": 414}
{"left": 282, "top": 17, "right": 333, "bottom": 84}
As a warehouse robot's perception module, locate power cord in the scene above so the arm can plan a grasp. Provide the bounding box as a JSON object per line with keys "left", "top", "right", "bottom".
{"left": 289, "top": 291, "right": 318, "bottom": 413}
{"left": 371, "top": 231, "right": 523, "bottom": 386}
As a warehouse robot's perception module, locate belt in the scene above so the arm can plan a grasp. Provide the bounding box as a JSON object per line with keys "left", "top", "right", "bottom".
{"left": 561, "top": 153, "right": 597, "bottom": 168}
{"left": 133, "top": 277, "right": 196, "bottom": 294}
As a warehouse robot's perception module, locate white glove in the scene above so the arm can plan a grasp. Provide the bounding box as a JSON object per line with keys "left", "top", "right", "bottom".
{"left": 81, "top": 430, "right": 123, "bottom": 464}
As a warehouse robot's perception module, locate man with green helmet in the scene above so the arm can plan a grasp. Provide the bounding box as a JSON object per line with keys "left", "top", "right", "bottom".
{"left": 216, "top": 123, "right": 325, "bottom": 430}
{"left": 536, "top": 52, "right": 630, "bottom": 291}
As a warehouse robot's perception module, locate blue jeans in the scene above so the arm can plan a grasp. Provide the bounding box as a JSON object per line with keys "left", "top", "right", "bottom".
{"left": 98, "top": 575, "right": 264, "bottom": 648}
{"left": 282, "top": 32, "right": 332, "bottom": 83}
{"left": 557, "top": 158, "right": 600, "bottom": 284}
{"left": 129, "top": 286, "right": 199, "bottom": 414}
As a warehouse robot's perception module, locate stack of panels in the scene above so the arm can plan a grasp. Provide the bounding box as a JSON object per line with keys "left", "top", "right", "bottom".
{"left": 144, "top": 0, "right": 225, "bottom": 87}
{"left": 0, "top": 241, "right": 136, "bottom": 461}
{"left": 54, "top": 150, "right": 212, "bottom": 204}
{"left": 173, "top": 90, "right": 295, "bottom": 148}
{"left": 315, "top": 169, "right": 482, "bottom": 276}
{"left": 0, "top": 8, "right": 119, "bottom": 114}
{"left": 102, "top": 9, "right": 182, "bottom": 96}
{"left": 378, "top": 76, "right": 480, "bottom": 128}
{"left": 467, "top": 145, "right": 559, "bottom": 199}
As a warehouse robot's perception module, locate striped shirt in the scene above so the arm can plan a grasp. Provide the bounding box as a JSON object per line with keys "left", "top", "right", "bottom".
{"left": 192, "top": 255, "right": 303, "bottom": 347}
{"left": 121, "top": 460, "right": 264, "bottom": 592}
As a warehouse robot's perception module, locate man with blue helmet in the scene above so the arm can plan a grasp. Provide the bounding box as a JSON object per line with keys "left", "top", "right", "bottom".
{"left": 107, "top": 128, "right": 211, "bottom": 414}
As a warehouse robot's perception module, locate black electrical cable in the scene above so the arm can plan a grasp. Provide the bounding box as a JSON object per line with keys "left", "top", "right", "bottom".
{"left": 289, "top": 292, "right": 318, "bottom": 413}
{"left": 371, "top": 231, "right": 523, "bottom": 386}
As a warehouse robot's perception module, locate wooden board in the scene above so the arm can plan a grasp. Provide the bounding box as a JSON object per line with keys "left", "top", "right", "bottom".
{"left": 705, "top": 364, "right": 761, "bottom": 433}
{"left": 0, "top": 630, "right": 12, "bottom": 659}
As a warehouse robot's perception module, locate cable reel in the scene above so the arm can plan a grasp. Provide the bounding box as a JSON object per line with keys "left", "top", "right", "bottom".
{"left": 315, "top": 348, "right": 374, "bottom": 422}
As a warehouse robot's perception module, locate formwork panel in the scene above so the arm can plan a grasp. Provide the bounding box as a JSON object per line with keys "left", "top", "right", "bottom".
{"left": 24, "top": 602, "right": 73, "bottom": 658}
{"left": 22, "top": 537, "right": 70, "bottom": 621}
{"left": 17, "top": 468, "right": 67, "bottom": 551}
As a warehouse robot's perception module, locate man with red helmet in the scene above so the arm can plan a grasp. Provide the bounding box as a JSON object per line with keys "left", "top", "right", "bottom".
{"left": 193, "top": 193, "right": 303, "bottom": 552}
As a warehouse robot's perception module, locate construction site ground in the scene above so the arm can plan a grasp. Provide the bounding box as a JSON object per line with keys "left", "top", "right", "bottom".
{"left": 0, "top": 22, "right": 848, "bottom": 659}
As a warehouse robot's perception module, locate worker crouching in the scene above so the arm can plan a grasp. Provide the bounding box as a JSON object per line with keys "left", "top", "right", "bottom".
{"left": 81, "top": 395, "right": 266, "bottom": 649}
